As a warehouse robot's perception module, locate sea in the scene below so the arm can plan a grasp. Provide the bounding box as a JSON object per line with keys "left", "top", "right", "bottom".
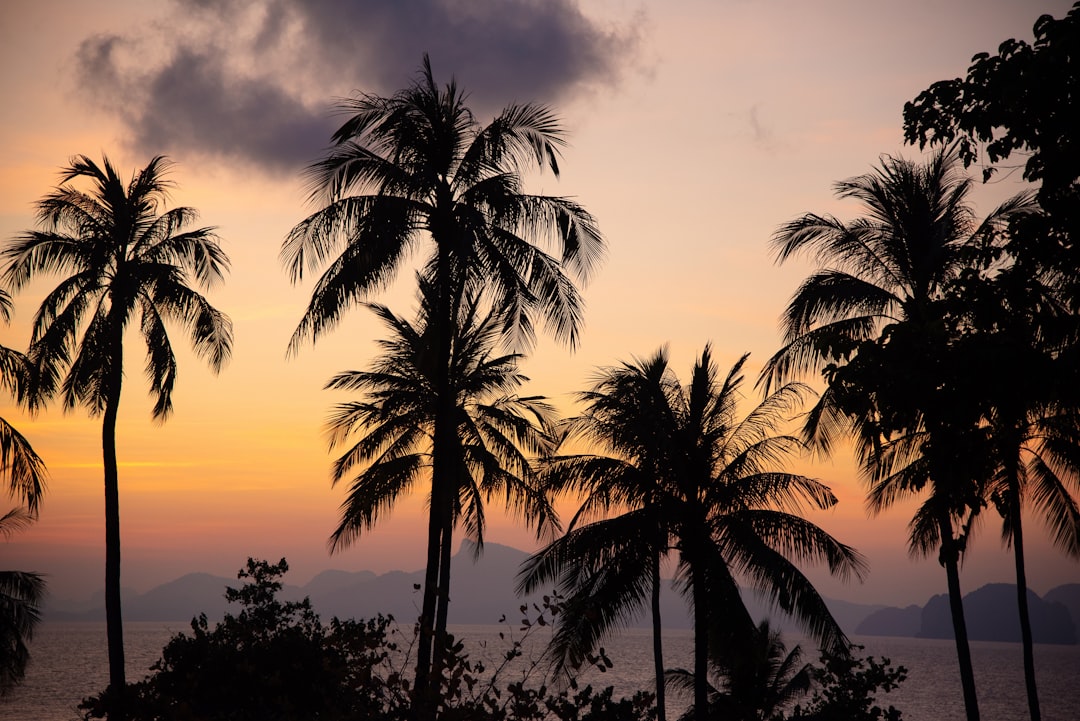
{"left": 2, "top": 621, "right": 1079, "bottom": 721}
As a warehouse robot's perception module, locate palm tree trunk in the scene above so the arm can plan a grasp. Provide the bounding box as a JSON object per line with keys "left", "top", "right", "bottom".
{"left": 1010, "top": 496, "right": 1041, "bottom": 721}
{"left": 651, "top": 548, "right": 666, "bottom": 721}
{"left": 103, "top": 334, "right": 126, "bottom": 718}
{"left": 413, "top": 291, "right": 453, "bottom": 719}
{"left": 432, "top": 506, "right": 454, "bottom": 692}
{"left": 413, "top": 482, "right": 442, "bottom": 720}
{"left": 939, "top": 512, "right": 979, "bottom": 721}
{"left": 415, "top": 241, "right": 461, "bottom": 719}
{"left": 691, "top": 560, "right": 709, "bottom": 721}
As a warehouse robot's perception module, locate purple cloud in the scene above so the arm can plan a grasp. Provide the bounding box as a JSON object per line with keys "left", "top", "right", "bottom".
{"left": 72, "top": 0, "right": 644, "bottom": 175}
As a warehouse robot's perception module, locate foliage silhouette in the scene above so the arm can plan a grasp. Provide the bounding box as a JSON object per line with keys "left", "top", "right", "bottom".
{"left": 520, "top": 347, "right": 865, "bottom": 721}
{"left": 0, "top": 288, "right": 49, "bottom": 695}
{"left": 80, "top": 558, "right": 656, "bottom": 721}
{"left": 81, "top": 558, "right": 400, "bottom": 721}
{"left": 2, "top": 154, "right": 232, "bottom": 707}
{"left": 283, "top": 54, "right": 602, "bottom": 709}
{"left": 904, "top": 2, "right": 1080, "bottom": 267}
{"left": 666, "top": 619, "right": 812, "bottom": 721}
{"left": 762, "top": 147, "right": 1036, "bottom": 721}
{"left": 788, "top": 645, "right": 907, "bottom": 721}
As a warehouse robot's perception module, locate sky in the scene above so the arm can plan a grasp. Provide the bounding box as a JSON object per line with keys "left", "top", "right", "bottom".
{"left": 1, "top": 0, "right": 1077, "bottom": 610}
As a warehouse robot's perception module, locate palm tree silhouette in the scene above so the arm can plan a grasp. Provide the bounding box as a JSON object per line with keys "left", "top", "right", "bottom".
{"left": 324, "top": 281, "right": 558, "bottom": 715}
{"left": 0, "top": 291, "right": 47, "bottom": 518}
{"left": 324, "top": 279, "right": 559, "bottom": 582}
{"left": 1, "top": 155, "right": 232, "bottom": 706}
{"left": 282, "top": 55, "right": 602, "bottom": 704}
{"left": 519, "top": 348, "right": 678, "bottom": 720}
{"left": 0, "top": 289, "right": 48, "bottom": 696}
{"left": 986, "top": 402, "right": 1080, "bottom": 721}
{"left": 0, "top": 527, "right": 45, "bottom": 696}
{"left": 761, "top": 147, "right": 1036, "bottom": 721}
{"left": 941, "top": 259, "right": 1080, "bottom": 721}
{"left": 666, "top": 619, "right": 813, "bottom": 721}
{"left": 521, "top": 347, "right": 864, "bottom": 721}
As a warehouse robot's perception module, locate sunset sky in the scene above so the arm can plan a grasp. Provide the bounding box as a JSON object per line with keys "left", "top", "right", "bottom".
{"left": 2, "top": 0, "right": 1076, "bottom": 610}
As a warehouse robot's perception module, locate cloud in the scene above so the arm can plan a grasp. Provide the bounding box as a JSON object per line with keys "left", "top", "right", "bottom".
{"left": 72, "top": 0, "right": 644, "bottom": 175}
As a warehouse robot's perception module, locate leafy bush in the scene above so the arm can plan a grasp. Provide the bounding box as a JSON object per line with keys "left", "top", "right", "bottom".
{"left": 80, "top": 558, "right": 655, "bottom": 721}
{"left": 787, "top": 646, "right": 907, "bottom": 721}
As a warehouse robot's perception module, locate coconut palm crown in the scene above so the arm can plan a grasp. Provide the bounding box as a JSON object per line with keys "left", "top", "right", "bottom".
{"left": 325, "top": 279, "right": 559, "bottom": 557}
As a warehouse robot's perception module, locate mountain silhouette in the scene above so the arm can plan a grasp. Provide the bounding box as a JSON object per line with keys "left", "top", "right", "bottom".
{"left": 854, "top": 604, "right": 922, "bottom": 638}
{"left": 41, "top": 541, "right": 897, "bottom": 636}
{"left": 857, "top": 583, "right": 1077, "bottom": 644}
{"left": 1044, "top": 583, "right": 1080, "bottom": 634}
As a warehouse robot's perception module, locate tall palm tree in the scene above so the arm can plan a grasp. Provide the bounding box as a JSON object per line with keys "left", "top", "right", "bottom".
{"left": 1, "top": 154, "right": 232, "bottom": 707}
{"left": 521, "top": 348, "right": 865, "bottom": 721}
{"left": 954, "top": 264, "right": 1080, "bottom": 721}
{"left": 985, "top": 404, "right": 1080, "bottom": 721}
{"left": 282, "top": 54, "right": 602, "bottom": 703}
{"left": 518, "top": 348, "right": 680, "bottom": 721}
{"left": 761, "top": 147, "right": 1037, "bottom": 721}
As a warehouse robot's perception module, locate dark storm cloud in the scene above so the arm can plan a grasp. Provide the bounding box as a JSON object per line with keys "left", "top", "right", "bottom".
{"left": 289, "top": 0, "right": 639, "bottom": 108}
{"left": 72, "top": 0, "right": 643, "bottom": 175}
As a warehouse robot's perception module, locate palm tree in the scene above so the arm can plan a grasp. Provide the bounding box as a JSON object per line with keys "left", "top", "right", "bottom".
{"left": 666, "top": 619, "right": 813, "bottom": 721}
{"left": 954, "top": 264, "right": 1080, "bottom": 721}
{"left": 761, "top": 147, "right": 1037, "bottom": 721}
{"left": 0, "top": 289, "right": 49, "bottom": 696}
{"left": 521, "top": 348, "right": 865, "bottom": 721}
{"left": 0, "top": 291, "right": 47, "bottom": 518}
{"left": 0, "top": 524, "right": 46, "bottom": 696}
{"left": 325, "top": 280, "right": 559, "bottom": 567}
{"left": 282, "top": 54, "right": 602, "bottom": 702}
{"left": 987, "top": 409, "right": 1080, "bottom": 721}
{"left": 1, "top": 154, "right": 232, "bottom": 707}
{"left": 518, "top": 348, "right": 679, "bottom": 720}
{"left": 324, "top": 282, "right": 559, "bottom": 714}
{"left": 0, "top": 416, "right": 45, "bottom": 699}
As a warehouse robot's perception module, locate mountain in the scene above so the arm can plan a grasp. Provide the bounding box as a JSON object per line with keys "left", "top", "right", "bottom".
{"left": 1044, "top": 583, "right": 1080, "bottom": 633}
{"left": 44, "top": 542, "right": 539, "bottom": 624}
{"left": 42, "top": 540, "right": 886, "bottom": 636}
{"left": 920, "top": 584, "right": 1076, "bottom": 644}
{"left": 855, "top": 604, "right": 922, "bottom": 637}
{"left": 856, "top": 583, "right": 1077, "bottom": 644}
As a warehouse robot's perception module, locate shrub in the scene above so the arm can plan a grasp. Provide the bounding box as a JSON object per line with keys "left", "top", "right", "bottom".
{"left": 80, "top": 558, "right": 655, "bottom": 721}
{"left": 787, "top": 645, "right": 907, "bottom": 721}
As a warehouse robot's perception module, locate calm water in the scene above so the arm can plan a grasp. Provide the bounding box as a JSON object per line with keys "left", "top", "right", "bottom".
{"left": 3, "top": 621, "right": 1079, "bottom": 720}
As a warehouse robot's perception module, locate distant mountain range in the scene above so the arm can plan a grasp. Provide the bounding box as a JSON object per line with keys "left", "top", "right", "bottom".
{"left": 44, "top": 541, "right": 1078, "bottom": 645}
{"left": 857, "top": 583, "right": 1079, "bottom": 644}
